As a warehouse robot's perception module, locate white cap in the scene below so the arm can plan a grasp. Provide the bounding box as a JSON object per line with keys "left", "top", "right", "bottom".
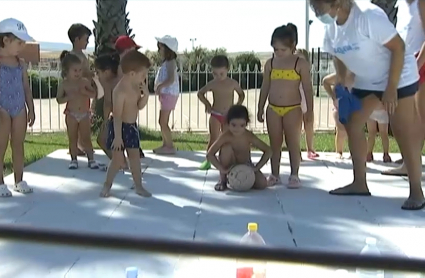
{"left": 0, "top": 18, "right": 34, "bottom": 42}
{"left": 365, "top": 237, "right": 377, "bottom": 245}
{"left": 155, "top": 35, "right": 178, "bottom": 53}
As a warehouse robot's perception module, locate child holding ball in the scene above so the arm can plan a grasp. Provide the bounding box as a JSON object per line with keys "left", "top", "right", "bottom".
{"left": 206, "top": 105, "right": 272, "bottom": 191}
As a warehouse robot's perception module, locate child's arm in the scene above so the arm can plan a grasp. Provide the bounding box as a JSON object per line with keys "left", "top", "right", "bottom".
{"left": 322, "top": 73, "right": 336, "bottom": 99}
{"left": 80, "top": 78, "right": 96, "bottom": 98}
{"left": 233, "top": 80, "right": 245, "bottom": 105}
{"left": 197, "top": 81, "right": 213, "bottom": 112}
{"left": 112, "top": 91, "right": 125, "bottom": 140}
{"left": 157, "top": 60, "right": 177, "bottom": 90}
{"left": 137, "top": 81, "right": 149, "bottom": 110}
{"left": 257, "top": 59, "right": 271, "bottom": 113}
{"left": 417, "top": 42, "right": 425, "bottom": 69}
{"left": 248, "top": 131, "right": 272, "bottom": 171}
{"left": 298, "top": 58, "right": 314, "bottom": 115}
{"left": 56, "top": 83, "right": 69, "bottom": 104}
{"left": 206, "top": 133, "right": 229, "bottom": 173}
{"left": 20, "top": 59, "right": 35, "bottom": 122}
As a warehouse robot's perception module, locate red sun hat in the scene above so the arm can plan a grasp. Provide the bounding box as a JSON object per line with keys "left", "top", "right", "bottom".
{"left": 114, "top": 36, "right": 141, "bottom": 52}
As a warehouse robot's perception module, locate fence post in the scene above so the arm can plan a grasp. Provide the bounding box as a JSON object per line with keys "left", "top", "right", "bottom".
{"left": 316, "top": 47, "right": 321, "bottom": 97}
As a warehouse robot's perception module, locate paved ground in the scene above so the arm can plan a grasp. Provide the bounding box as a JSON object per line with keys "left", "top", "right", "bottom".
{"left": 29, "top": 90, "right": 334, "bottom": 133}
{"left": 1, "top": 150, "right": 424, "bottom": 277}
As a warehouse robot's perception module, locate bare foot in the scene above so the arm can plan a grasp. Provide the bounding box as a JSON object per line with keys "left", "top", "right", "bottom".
{"left": 329, "top": 182, "right": 371, "bottom": 196}
{"left": 383, "top": 153, "right": 392, "bottom": 163}
{"left": 100, "top": 184, "right": 112, "bottom": 198}
{"left": 336, "top": 152, "right": 343, "bottom": 159}
{"left": 366, "top": 152, "right": 373, "bottom": 162}
{"left": 135, "top": 186, "right": 152, "bottom": 197}
{"left": 401, "top": 197, "right": 425, "bottom": 210}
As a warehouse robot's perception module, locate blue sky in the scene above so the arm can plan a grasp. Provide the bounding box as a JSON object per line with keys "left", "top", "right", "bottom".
{"left": 0, "top": 0, "right": 410, "bottom": 52}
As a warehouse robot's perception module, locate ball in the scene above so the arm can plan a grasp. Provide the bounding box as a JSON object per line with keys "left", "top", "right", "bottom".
{"left": 228, "top": 164, "right": 255, "bottom": 192}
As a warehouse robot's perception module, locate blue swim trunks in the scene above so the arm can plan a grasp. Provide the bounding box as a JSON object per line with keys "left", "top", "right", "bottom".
{"left": 106, "top": 118, "right": 140, "bottom": 150}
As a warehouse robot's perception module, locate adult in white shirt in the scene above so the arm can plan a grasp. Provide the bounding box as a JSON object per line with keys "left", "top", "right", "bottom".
{"left": 383, "top": 0, "right": 425, "bottom": 176}
{"left": 310, "top": 0, "right": 424, "bottom": 210}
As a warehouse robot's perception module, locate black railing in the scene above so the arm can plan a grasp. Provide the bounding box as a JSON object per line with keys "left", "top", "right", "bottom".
{"left": 0, "top": 224, "right": 424, "bottom": 274}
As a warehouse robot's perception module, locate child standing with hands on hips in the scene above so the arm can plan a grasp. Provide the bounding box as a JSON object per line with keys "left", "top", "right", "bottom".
{"left": 0, "top": 18, "right": 35, "bottom": 196}
{"left": 198, "top": 55, "right": 245, "bottom": 170}
{"left": 154, "top": 35, "right": 180, "bottom": 155}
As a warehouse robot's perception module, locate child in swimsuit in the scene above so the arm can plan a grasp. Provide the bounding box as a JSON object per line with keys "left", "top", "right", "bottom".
{"left": 56, "top": 51, "right": 98, "bottom": 170}
{"left": 323, "top": 73, "right": 347, "bottom": 159}
{"left": 198, "top": 55, "right": 245, "bottom": 170}
{"left": 114, "top": 35, "right": 145, "bottom": 159}
{"left": 101, "top": 50, "right": 151, "bottom": 198}
{"left": 0, "top": 18, "right": 35, "bottom": 197}
{"left": 295, "top": 48, "right": 319, "bottom": 159}
{"left": 153, "top": 35, "right": 180, "bottom": 155}
{"left": 257, "top": 24, "right": 314, "bottom": 188}
{"left": 94, "top": 53, "right": 123, "bottom": 171}
{"left": 67, "top": 23, "right": 93, "bottom": 156}
{"left": 206, "top": 105, "right": 271, "bottom": 191}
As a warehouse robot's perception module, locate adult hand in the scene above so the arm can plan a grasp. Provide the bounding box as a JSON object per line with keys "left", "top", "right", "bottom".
{"left": 382, "top": 87, "right": 398, "bottom": 115}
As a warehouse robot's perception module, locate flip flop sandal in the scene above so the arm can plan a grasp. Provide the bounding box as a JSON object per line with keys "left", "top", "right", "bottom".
{"left": 329, "top": 188, "right": 371, "bottom": 196}
{"left": 88, "top": 160, "right": 99, "bottom": 169}
{"left": 307, "top": 151, "right": 319, "bottom": 159}
{"left": 267, "top": 175, "right": 281, "bottom": 187}
{"left": 0, "top": 184, "right": 12, "bottom": 197}
{"left": 98, "top": 163, "right": 108, "bottom": 171}
{"left": 401, "top": 199, "right": 425, "bottom": 211}
{"left": 381, "top": 169, "right": 408, "bottom": 177}
{"left": 199, "top": 160, "right": 211, "bottom": 170}
{"left": 13, "top": 181, "right": 33, "bottom": 194}
{"left": 287, "top": 175, "right": 301, "bottom": 189}
{"left": 69, "top": 160, "right": 78, "bottom": 170}
{"left": 214, "top": 181, "right": 227, "bottom": 191}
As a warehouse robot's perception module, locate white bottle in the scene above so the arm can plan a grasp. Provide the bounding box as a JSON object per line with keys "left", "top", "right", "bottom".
{"left": 355, "top": 237, "right": 384, "bottom": 278}
{"left": 236, "top": 222, "right": 267, "bottom": 278}
{"left": 126, "top": 266, "right": 138, "bottom": 278}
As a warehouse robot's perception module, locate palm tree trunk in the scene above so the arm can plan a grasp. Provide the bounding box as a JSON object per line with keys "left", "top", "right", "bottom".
{"left": 93, "top": 0, "right": 132, "bottom": 56}
{"left": 92, "top": 0, "right": 134, "bottom": 129}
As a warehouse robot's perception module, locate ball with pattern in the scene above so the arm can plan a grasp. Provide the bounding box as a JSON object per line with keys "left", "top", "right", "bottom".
{"left": 228, "top": 164, "right": 255, "bottom": 192}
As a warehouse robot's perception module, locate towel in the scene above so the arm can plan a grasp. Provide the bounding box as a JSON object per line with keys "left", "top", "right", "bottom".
{"left": 335, "top": 84, "right": 362, "bottom": 124}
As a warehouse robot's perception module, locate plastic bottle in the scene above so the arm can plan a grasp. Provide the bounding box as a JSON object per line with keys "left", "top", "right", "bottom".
{"left": 126, "top": 266, "right": 138, "bottom": 278}
{"left": 355, "top": 237, "right": 384, "bottom": 278}
{"left": 236, "top": 222, "right": 267, "bottom": 278}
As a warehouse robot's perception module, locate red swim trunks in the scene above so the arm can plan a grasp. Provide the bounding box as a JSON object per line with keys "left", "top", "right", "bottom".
{"left": 415, "top": 52, "right": 425, "bottom": 84}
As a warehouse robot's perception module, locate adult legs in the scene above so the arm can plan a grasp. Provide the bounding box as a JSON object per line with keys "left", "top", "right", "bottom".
{"left": 390, "top": 95, "right": 424, "bottom": 210}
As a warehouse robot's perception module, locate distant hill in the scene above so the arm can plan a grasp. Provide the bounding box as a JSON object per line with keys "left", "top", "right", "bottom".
{"left": 39, "top": 41, "right": 95, "bottom": 53}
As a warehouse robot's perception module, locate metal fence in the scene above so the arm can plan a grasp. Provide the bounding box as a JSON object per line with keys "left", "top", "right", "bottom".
{"left": 27, "top": 64, "right": 335, "bottom": 133}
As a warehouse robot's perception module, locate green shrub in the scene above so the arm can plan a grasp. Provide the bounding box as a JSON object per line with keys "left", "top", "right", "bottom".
{"left": 29, "top": 72, "right": 59, "bottom": 99}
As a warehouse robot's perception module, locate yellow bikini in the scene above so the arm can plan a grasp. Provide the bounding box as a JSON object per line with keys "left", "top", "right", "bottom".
{"left": 268, "top": 57, "right": 301, "bottom": 117}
